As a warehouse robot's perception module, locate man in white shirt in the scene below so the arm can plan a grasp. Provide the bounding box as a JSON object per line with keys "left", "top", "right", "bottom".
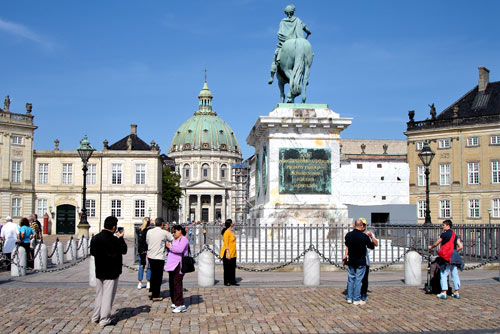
{"left": 146, "top": 217, "right": 173, "bottom": 301}
{"left": 1, "top": 216, "right": 19, "bottom": 270}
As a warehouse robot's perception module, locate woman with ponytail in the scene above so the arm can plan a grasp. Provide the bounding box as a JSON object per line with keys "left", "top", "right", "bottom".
{"left": 220, "top": 219, "right": 238, "bottom": 286}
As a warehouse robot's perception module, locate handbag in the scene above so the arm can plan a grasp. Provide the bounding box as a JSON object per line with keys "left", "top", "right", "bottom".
{"left": 181, "top": 245, "right": 195, "bottom": 273}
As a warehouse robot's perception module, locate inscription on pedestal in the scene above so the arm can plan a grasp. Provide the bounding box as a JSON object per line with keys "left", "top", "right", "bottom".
{"left": 279, "top": 148, "right": 331, "bottom": 194}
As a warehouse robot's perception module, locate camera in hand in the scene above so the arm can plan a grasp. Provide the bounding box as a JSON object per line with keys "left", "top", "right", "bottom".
{"left": 117, "top": 227, "right": 124, "bottom": 233}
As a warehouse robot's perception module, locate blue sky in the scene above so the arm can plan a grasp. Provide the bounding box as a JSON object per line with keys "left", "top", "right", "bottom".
{"left": 1, "top": 1, "right": 499, "bottom": 158}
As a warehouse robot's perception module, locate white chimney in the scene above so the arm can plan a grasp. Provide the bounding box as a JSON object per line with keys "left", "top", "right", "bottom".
{"left": 478, "top": 66, "right": 490, "bottom": 92}
{"left": 130, "top": 124, "right": 137, "bottom": 135}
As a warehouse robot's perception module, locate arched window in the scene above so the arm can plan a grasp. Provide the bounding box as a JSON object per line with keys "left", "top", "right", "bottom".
{"left": 220, "top": 164, "right": 227, "bottom": 180}
{"left": 183, "top": 164, "right": 190, "bottom": 179}
{"left": 202, "top": 163, "right": 210, "bottom": 179}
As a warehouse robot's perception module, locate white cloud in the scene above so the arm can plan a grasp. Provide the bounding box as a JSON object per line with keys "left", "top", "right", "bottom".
{"left": 0, "top": 18, "right": 54, "bottom": 50}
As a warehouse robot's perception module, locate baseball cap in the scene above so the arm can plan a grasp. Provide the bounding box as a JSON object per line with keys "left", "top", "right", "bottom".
{"left": 358, "top": 217, "right": 367, "bottom": 225}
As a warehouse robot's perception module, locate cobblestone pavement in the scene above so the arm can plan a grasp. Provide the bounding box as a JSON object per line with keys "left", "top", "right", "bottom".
{"left": 1, "top": 284, "right": 500, "bottom": 334}
{"left": 1, "top": 236, "right": 500, "bottom": 333}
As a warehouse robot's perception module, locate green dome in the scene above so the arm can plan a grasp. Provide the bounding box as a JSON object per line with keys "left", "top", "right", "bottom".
{"left": 169, "top": 81, "right": 240, "bottom": 153}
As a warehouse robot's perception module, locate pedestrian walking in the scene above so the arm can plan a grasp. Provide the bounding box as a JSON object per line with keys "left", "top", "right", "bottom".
{"left": 90, "top": 216, "right": 127, "bottom": 327}
{"left": 146, "top": 217, "right": 173, "bottom": 301}
{"left": 18, "top": 217, "right": 35, "bottom": 268}
{"left": 343, "top": 218, "right": 375, "bottom": 305}
{"left": 220, "top": 219, "right": 239, "bottom": 286}
{"left": 428, "top": 219, "right": 464, "bottom": 300}
{"left": 137, "top": 217, "right": 152, "bottom": 290}
{"left": 1, "top": 216, "right": 18, "bottom": 270}
{"left": 165, "top": 224, "right": 189, "bottom": 313}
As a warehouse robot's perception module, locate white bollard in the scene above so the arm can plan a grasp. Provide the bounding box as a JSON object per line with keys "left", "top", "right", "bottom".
{"left": 83, "top": 236, "right": 89, "bottom": 257}
{"left": 303, "top": 250, "right": 320, "bottom": 286}
{"left": 404, "top": 251, "right": 422, "bottom": 286}
{"left": 197, "top": 250, "right": 215, "bottom": 287}
{"left": 11, "top": 246, "right": 27, "bottom": 277}
{"left": 34, "top": 243, "right": 48, "bottom": 271}
{"left": 89, "top": 255, "right": 96, "bottom": 287}
{"left": 65, "top": 238, "right": 76, "bottom": 261}
{"left": 51, "top": 241, "right": 64, "bottom": 266}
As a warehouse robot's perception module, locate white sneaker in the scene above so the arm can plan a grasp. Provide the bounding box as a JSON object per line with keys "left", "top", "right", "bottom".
{"left": 346, "top": 299, "right": 353, "bottom": 304}
{"left": 172, "top": 305, "right": 187, "bottom": 313}
{"left": 137, "top": 282, "right": 143, "bottom": 289}
{"left": 353, "top": 300, "right": 366, "bottom": 305}
{"left": 146, "top": 282, "right": 150, "bottom": 289}
{"left": 171, "top": 304, "right": 177, "bottom": 309}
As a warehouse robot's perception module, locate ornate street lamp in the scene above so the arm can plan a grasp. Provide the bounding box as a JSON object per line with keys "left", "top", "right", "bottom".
{"left": 77, "top": 135, "right": 95, "bottom": 237}
{"left": 418, "top": 142, "right": 435, "bottom": 226}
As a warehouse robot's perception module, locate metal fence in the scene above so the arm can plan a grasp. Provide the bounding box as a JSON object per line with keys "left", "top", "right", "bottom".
{"left": 185, "top": 224, "right": 500, "bottom": 265}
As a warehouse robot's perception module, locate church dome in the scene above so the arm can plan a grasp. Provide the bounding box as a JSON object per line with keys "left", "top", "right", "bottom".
{"left": 169, "top": 81, "right": 240, "bottom": 154}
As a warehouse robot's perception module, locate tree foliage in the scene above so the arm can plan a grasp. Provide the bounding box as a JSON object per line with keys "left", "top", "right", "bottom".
{"left": 162, "top": 166, "right": 182, "bottom": 209}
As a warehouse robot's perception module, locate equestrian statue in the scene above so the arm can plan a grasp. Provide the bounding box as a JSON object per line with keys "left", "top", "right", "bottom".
{"left": 268, "top": 4, "right": 314, "bottom": 103}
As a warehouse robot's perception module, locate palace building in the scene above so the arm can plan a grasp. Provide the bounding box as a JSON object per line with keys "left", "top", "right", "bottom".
{"left": 405, "top": 67, "right": 500, "bottom": 224}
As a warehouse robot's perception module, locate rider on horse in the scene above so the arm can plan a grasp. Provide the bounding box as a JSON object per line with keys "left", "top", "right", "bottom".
{"left": 268, "top": 4, "right": 311, "bottom": 85}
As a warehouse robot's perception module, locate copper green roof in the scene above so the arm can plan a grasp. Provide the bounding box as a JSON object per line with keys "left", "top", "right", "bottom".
{"left": 169, "top": 81, "right": 240, "bottom": 154}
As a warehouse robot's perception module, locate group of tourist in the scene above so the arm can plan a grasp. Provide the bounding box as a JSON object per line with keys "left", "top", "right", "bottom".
{"left": 91, "top": 215, "right": 239, "bottom": 326}
{"left": 343, "top": 217, "right": 463, "bottom": 305}
{"left": 1, "top": 214, "right": 43, "bottom": 269}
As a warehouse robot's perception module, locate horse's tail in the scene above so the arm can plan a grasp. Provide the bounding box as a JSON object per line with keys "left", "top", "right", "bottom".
{"left": 290, "top": 40, "right": 305, "bottom": 97}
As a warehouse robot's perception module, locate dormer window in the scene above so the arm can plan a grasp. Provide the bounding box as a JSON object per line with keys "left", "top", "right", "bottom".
{"left": 202, "top": 143, "right": 209, "bottom": 149}
{"left": 220, "top": 144, "right": 227, "bottom": 150}
{"left": 184, "top": 143, "right": 191, "bottom": 149}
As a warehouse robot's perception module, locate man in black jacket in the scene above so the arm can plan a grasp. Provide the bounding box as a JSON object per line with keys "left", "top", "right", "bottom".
{"left": 344, "top": 218, "right": 375, "bottom": 305}
{"left": 90, "top": 216, "right": 127, "bottom": 326}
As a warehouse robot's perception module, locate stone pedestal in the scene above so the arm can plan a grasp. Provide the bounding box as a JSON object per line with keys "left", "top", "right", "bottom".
{"left": 197, "top": 250, "right": 215, "bottom": 287}
{"left": 246, "top": 104, "right": 352, "bottom": 226}
{"left": 404, "top": 251, "right": 422, "bottom": 286}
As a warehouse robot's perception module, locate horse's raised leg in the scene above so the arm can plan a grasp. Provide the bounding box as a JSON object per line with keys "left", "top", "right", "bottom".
{"left": 301, "top": 66, "right": 310, "bottom": 103}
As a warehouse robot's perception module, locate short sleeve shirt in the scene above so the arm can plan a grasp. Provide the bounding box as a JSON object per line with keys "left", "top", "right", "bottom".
{"left": 440, "top": 229, "right": 458, "bottom": 249}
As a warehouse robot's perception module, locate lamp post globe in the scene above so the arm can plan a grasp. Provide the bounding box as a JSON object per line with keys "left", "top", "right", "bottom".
{"left": 418, "top": 142, "right": 435, "bottom": 226}
{"left": 77, "top": 135, "right": 95, "bottom": 237}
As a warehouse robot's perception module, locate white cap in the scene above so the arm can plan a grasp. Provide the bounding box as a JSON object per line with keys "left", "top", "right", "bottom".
{"left": 5, "top": 216, "right": 12, "bottom": 222}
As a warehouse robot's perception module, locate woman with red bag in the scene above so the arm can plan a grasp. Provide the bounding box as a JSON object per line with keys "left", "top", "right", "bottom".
{"left": 428, "top": 219, "right": 463, "bottom": 299}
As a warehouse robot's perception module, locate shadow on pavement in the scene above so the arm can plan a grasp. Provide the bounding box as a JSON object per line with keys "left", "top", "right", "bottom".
{"left": 186, "top": 294, "right": 204, "bottom": 306}
{"left": 114, "top": 305, "right": 151, "bottom": 321}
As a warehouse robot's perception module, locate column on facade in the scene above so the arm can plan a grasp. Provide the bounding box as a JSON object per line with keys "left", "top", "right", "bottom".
{"left": 222, "top": 191, "right": 226, "bottom": 222}
{"left": 184, "top": 193, "right": 188, "bottom": 223}
{"left": 209, "top": 194, "right": 214, "bottom": 223}
{"left": 196, "top": 194, "right": 201, "bottom": 222}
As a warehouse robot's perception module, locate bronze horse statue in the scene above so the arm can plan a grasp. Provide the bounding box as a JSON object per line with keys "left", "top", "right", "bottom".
{"left": 276, "top": 38, "right": 313, "bottom": 103}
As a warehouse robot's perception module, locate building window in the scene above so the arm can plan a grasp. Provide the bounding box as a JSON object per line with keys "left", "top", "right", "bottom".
{"left": 221, "top": 164, "right": 227, "bottom": 180}
{"left": 416, "top": 141, "right": 425, "bottom": 151}
{"left": 438, "top": 138, "right": 451, "bottom": 149}
{"left": 135, "top": 164, "right": 146, "bottom": 185}
{"left": 135, "top": 200, "right": 145, "bottom": 217}
{"left": 62, "top": 163, "right": 73, "bottom": 184}
{"left": 439, "top": 163, "right": 450, "bottom": 186}
{"left": 468, "top": 199, "right": 480, "bottom": 218}
{"left": 36, "top": 199, "right": 48, "bottom": 218}
{"left": 417, "top": 165, "right": 426, "bottom": 187}
{"left": 12, "top": 135, "right": 23, "bottom": 145}
{"left": 183, "top": 164, "right": 190, "bottom": 179}
{"left": 492, "top": 199, "right": 500, "bottom": 218}
{"left": 467, "top": 162, "right": 480, "bottom": 185}
{"left": 86, "top": 199, "right": 96, "bottom": 217}
{"left": 112, "top": 163, "right": 122, "bottom": 184}
{"left": 12, "top": 198, "right": 22, "bottom": 217}
{"left": 377, "top": 164, "right": 382, "bottom": 168}
{"left": 38, "top": 163, "right": 49, "bottom": 184}
{"left": 492, "top": 161, "right": 500, "bottom": 184}
{"left": 202, "top": 163, "right": 210, "bottom": 179}
{"left": 490, "top": 135, "right": 500, "bottom": 145}
{"left": 417, "top": 200, "right": 426, "bottom": 219}
{"left": 111, "top": 200, "right": 121, "bottom": 217}
{"left": 86, "top": 163, "right": 97, "bottom": 185}
{"left": 439, "top": 199, "right": 451, "bottom": 218}
{"left": 466, "top": 137, "right": 479, "bottom": 147}
{"left": 12, "top": 161, "right": 22, "bottom": 183}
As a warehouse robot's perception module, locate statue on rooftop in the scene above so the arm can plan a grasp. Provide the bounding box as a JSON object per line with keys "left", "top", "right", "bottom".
{"left": 268, "top": 4, "right": 314, "bottom": 103}
{"left": 4, "top": 96, "right": 11, "bottom": 112}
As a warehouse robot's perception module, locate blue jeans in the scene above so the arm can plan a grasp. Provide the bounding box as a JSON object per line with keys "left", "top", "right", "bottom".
{"left": 138, "top": 255, "right": 151, "bottom": 281}
{"left": 440, "top": 263, "right": 460, "bottom": 291}
{"left": 347, "top": 265, "right": 366, "bottom": 302}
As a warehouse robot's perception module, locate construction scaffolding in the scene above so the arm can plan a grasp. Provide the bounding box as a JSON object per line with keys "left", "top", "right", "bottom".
{"left": 231, "top": 163, "right": 250, "bottom": 224}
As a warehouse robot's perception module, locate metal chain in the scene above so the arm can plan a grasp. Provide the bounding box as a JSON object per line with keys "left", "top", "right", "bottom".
{"left": 76, "top": 237, "right": 84, "bottom": 251}
{"left": 63, "top": 237, "right": 73, "bottom": 255}
{"left": 47, "top": 239, "right": 59, "bottom": 258}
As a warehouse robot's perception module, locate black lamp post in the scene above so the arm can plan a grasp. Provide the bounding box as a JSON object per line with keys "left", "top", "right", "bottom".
{"left": 77, "top": 135, "right": 95, "bottom": 236}
{"left": 418, "top": 142, "right": 435, "bottom": 226}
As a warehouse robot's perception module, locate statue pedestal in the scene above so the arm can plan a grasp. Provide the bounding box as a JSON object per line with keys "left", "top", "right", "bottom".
{"left": 246, "top": 103, "right": 352, "bottom": 226}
